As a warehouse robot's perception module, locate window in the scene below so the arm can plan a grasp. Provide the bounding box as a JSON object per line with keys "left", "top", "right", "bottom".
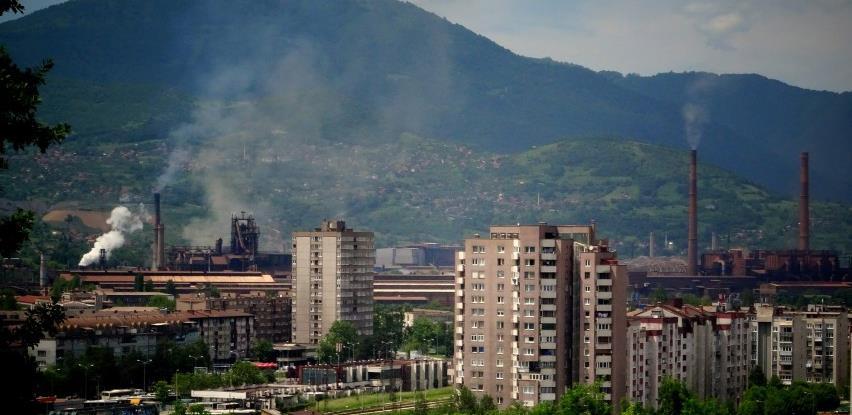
{"left": 497, "top": 245, "right": 505, "bottom": 253}
{"left": 470, "top": 334, "right": 485, "bottom": 342}
{"left": 584, "top": 336, "right": 590, "bottom": 343}
{"left": 496, "top": 321, "right": 505, "bottom": 329}
{"left": 523, "top": 385, "right": 535, "bottom": 395}
{"left": 524, "top": 259, "right": 536, "bottom": 267}
{"left": 497, "top": 346, "right": 505, "bottom": 354}
{"left": 524, "top": 322, "right": 535, "bottom": 330}
{"left": 472, "top": 320, "right": 484, "bottom": 328}
{"left": 584, "top": 298, "right": 591, "bottom": 306}
{"left": 497, "top": 270, "right": 505, "bottom": 278}
{"left": 472, "top": 245, "right": 486, "bottom": 254}
{"left": 525, "top": 284, "right": 535, "bottom": 292}
{"left": 497, "top": 296, "right": 505, "bottom": 304}
{"left": 524, "top": 271, "right": 535, "bottom": 279}
{"left": 524, "top": 309, "right": 535, "bottom": 317}
{"left": 496, "top": 359, "right": 504, "bottom": 367}
{"left": 585, "top": 286, "right": 591, "bottom": 292}
{"left": 472, "top": 308, "right": 485, "bottom": 316}
{"left": 471, "top": 346, "right": 485, "bottom": 353}
{"left": 526, "top": 336, "right": 535, "bottom": 343}
{"left": 496, "top": 372, "right": 504, "bottom": 379}
{"left": 524, "top": 246, "right": 536, "bottom": 253}
{"left": 496, "top": 310, "right": 505, "bottom": 317}
{"left": 497, "top": 283, "right": 505, "bottom": 291}
{"left": 524, "top": 348, "right": 535, "bottom": 356}
{"left": 585, "top": 259, "right": 591, "bottom": 266}
{"left": 525, "top": 298, "right": 535, "bottom": 305}
{"left": 497, "top": 258, "right": 505, "bottom": 266}
{"left": 497, "top": 334, "right": 505, "bottom": 341}
{"left": 472, "top": 296, "right": 485, "bottom": 303}
{"left": 472, "top": 283, "right": 485, "bottom": 291}
{"left": 471, "top": 258, "right": 485, "bottom": 266}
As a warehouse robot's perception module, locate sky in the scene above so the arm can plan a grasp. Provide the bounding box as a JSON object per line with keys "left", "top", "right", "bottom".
{"left": 3, "top": 0, "right": 851, "bottom": 92}
{"left": 408, "top": 0, "right": 852, "bottom": 92}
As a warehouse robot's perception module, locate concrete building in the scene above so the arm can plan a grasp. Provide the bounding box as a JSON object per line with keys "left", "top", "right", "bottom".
{"left": 30, "top": 311, "right": 201, "bottom": 369}
{"left": 299, "top": 359, "right": 449, "bottom": 392}
{"left": 373, "top": 274, "right": 455, "bottom": 307}
{"left": 752, "top": 304, "right": 849, "bottom": 386}
{"left": 189, "top": 310, "right": 255, "bottom": 363}
{"left": 177, "top": 294, "right": 292, "bottom": 343}
{"left": 454, "top": 223, "right": 612, "bottom": 408}
{"left": 578, "top": 247, "right": 627, "bottom": 408}
{"left": 292, "top": 220, "right": 375, "bottom": 345}
{"left": 627, "top": 301, "right": 751, "bottom": 409}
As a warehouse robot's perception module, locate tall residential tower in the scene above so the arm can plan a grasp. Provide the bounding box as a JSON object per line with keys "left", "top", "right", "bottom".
{"left": 454, "top": 224, "right": 626, "bottom": 408}
{"left": 292, "top": 220, "right": 375, "bottom": 345}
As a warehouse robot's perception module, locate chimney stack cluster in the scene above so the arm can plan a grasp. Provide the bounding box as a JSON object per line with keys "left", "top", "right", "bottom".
{"left": 152, "top": 193, "right": 166, "bottom": 270}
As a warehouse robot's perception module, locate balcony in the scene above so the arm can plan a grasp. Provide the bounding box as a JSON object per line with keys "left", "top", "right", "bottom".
{"left": 541, "top": 291, "right": 557, "bottom": 299}
{"left": 541, "top": 304, "right": 556, "bottom": 312}
{"left": 541, "top": 253, "right": 557, "bottom": 261}
{"left": 597, "top": 291, "right": 612, "bottom": 300}
{"left": 456, "top": 327, "right": 464, "bottom": 334}
{"left": 457, "top": 289, "right": 465, "bottom": 297}
{"left": 596, "top": 278, "right": 612, "bottom": 286}
{"left": 541, "top": 266, "right": 557, "bottom": 273}
{"left": 457, "top": 252, "right": 465, "bottom": 260}
{"left": 541, "top": 239, "right": 556, "bottom": 248}
{"left": 596, "top": 304, "right": 612, "bottom": 312}
{"left": 596, "top": 265, "right": 613, "bottom": 274}
{"left": 512, "top": 252, "right": 520, "bottom": 260}
{"left": 456, "top": 339, "right": 464, "bottom": 347}
{"left": 457, "top": 264, "right": 465, "bottom": 272}
{"left": 540, "top": 317, "right": 557, "bottom": 325}
{"left": 540, "top": 355, "right": 556, "bottom": 362}
{"left": 456, "top": 315, "right": 464, "bottom": 322}
{"left": 456, "top": 302, "right": 464, "bottom": 310}
{"left": 540, "top": 342, "right": 557, "bottom": 349}
{"left": 457, "top": 277, "right": 465, "bottom": 284}
{"left": 540, "top": 393, "right": 556, "bottom": 401}
{"left": 511, "top": 265, "right": 519, "bottom": 273}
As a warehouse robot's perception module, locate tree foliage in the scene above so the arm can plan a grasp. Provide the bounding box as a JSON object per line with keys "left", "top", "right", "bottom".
{"left": 317, "top": 320, "right": 358, "bottom": 364}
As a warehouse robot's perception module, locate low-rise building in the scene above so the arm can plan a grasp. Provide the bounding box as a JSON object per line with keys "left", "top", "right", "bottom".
{"left": 298, "top": 359, "right": 449, "bottom": 392}
{"left": 177, "top": 294, "right": 292, "bottom": 343}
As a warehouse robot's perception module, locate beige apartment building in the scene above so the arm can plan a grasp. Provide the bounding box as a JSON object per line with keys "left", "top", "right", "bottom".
{"left": 751, "top": 304, "right": 849, "bottom": 386}
{"left": 627, "top": 301, "right": 751, "bottom": 409}
{"left": 453, "top": 223, "right": 626, "bottom": 408}
{"left": 578, "top": 248, "right": 627, "bottom": 407}
{"left": 291, "top": 220, "right": 375, "bottom": 345}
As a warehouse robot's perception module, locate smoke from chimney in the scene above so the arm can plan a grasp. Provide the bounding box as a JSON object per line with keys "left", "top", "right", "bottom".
{"left": 798, "top": 152, "right": 809, "bottom": 251}
{"left": 688, "top": 149, "right": 698, "bottom": 275}
{"left": 79, "top": 206, "right": 144, "bottom": 266}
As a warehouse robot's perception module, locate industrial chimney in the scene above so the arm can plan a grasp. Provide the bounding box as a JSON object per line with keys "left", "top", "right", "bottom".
{"left": 687, "top": 149, "right": 698, "bottom": 275}
{"left": 152, "top": 193, "right": 166, "bottom": 270}
{"left": 798, "top": 152, "right": 809, "bottom": 251}
{"left": 649, "top": 232, "right": 655, "bottom": 257}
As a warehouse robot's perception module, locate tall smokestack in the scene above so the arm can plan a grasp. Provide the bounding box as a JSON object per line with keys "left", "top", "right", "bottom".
{"left": 649, "top": 232, "right": 655, "bottom": 257}
{"left": 688, "top": 150, "right": 698, "bottom": 275}
{"left": 152, "top": 193, "right": 165, "bottom": 270}
{"left": 798, "top": 152, "right": 809, "bottom": 251}
{"left": 39, "top": 253, "right": 46, "bottom": 294}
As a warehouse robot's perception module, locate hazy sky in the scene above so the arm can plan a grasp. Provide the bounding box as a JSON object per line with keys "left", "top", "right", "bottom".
{"left": 3, "top": 0, "right": 851, "bottom": 92}
{"left": 409, "top": 0, "right": 852, "bottom": 92}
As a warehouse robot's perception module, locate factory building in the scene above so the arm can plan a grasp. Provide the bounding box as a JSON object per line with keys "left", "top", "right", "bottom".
{"left": 291, "top": 220, "right": 375, "bottom": 345}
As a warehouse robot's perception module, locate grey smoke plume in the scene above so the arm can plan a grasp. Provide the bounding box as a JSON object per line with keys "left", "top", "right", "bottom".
{"left": 682, "top": 102, "right": 708, "bottom": 150}
{"left": 153, "top": 7, "right": 458, "bottom": 249}
{"left": 78, "top": 205, "right": 145, "bottom": 266}
{"left": 682, "top": 74, "right": 718, "bottom": 150}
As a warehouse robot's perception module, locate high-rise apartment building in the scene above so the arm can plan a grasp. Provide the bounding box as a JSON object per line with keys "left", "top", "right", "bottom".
{"left": 578, "top": 248, "right": 627, "bottom": 408}
{"left": 292, "top": 220, "right": 375, "bottom": 345}
{"left": 454, "top": 223, "right": 624, "bottom": 408}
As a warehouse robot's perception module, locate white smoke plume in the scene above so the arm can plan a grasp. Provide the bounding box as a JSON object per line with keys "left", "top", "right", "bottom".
{"left": 78, "top": 206, "right": 145, "bottom": 266}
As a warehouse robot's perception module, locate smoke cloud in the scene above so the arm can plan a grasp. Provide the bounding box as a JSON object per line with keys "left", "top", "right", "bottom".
{"left": 682, "top": 102, "right": 708, "bottom": 150}
{"left": 152, "top": 4, "right": 459, "bottom": 249}
{"left": 78, "top": 206, "right": 145, "bottom": 266}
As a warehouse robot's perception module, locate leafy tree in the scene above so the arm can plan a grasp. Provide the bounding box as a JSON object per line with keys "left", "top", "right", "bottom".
{"left": 747, "top": 365, "right": 766, "bottom": 387}
{"left": 558, "top": 382, "right": 610, "bottom": 415}
{"left": 371, "top": 305, "right": 405, "bottom": 358}
{"left": 133, "top": 273, "right": 145, "bottom": 291}
{"left": 404, "top": 317, "right": 440, "bottom": 356}
{"left": 0, "top": 288, "right": 17, "bottom": 310}
{"left": 147, "top": 295, "right": 176, "bottom": 311}
{"left": 153, "top": 380, "right": 170, "bottom": 403}
{"left": 455, "top": 385, "right": 479, "bottom": 414}
{"left": 809, "top": 382, "right": 840, "bottom": 411}
{"left": 621, "top": 401, "right": 652, "bottom": 415}
{"left": 650, "top": 287, "right": 668, "bottom": 304}
{"left": 144, "top": 279, "right": 154, "bottom": 292}
{"left": 164, "top": 279, "right": 178, "bottom": 296}
{"left": 657, "top": 377, "right": 690, "bottom": 415}
{"left": 252, "top": 339, "right": 275, "bottom": 362}
{"left": 223, "top": 361, "right": 266, "bottom": 386}
{"left": 0, "top": 0, "right": 70, "bottom": 260}
{"left": 317, "top": 320, "right": 358, "bottom": 364}
{"left": 479, "top": 395, "right": 497, "bottom": 413}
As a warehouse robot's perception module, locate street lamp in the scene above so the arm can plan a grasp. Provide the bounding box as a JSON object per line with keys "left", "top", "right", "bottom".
{"left": 137, "top": 359, "right": 152, "bottom": 392}
{"left": 78, "top": 363, "right": 94, "bottom": 399}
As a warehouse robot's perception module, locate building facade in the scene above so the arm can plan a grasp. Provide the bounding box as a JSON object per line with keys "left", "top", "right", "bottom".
{"left": 454, "top": 224, "right": 617, "bottom": 408}
{"left": 627, "top": 301, "right": 751, "bottom": 409}
{"left": 751, "top": 304, "right": 849, "bottom": 386}
{"left": 578, "top": 248, "right": 627, "bottom": 408}
{"left": 177, "top": 294, "right": 292, "bottom": 343}
{"left": 292, "top": 220, "right": 375, "bottom": 345}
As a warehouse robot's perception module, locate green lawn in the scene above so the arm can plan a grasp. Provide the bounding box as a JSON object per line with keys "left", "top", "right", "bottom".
{"left": 318, "top": 386, "right": 454, "bottom": 413}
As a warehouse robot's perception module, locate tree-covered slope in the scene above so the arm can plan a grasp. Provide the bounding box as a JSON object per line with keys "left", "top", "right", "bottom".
{"left": 1, "top": 0, "right": 850, "bottom": 201}
{"left": 3, "top": 133, "right": 849, "bottom": 257}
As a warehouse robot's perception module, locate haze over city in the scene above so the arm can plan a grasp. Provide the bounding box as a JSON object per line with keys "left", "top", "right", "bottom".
{"left": 1, "top": 1, "right": 850, "bottom": 415}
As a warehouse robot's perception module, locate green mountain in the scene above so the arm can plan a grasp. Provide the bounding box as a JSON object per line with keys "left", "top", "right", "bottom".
{"left": 0, "top": 0, "right": 850, "bottom": 257}
{"left": 2, "top": 0, "right": 850, "bottom": 200}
